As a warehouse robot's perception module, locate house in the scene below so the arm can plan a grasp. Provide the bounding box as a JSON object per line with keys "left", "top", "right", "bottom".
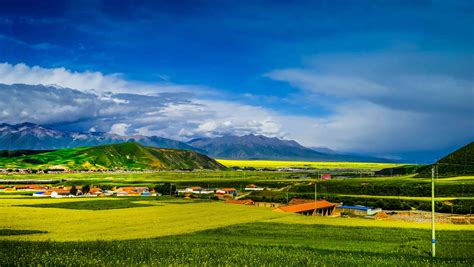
{"left": 49, "top": 189, "right": 71, "bottom": 198}
{"left": 225, "top": 199, "right": 254, "bottom": 205}
{"left": 216, "top": 188, "right": 237, "bottom": 196}
{"left": 190, "top": 186, "right": 202, "bottom": 193}
{"left": 115, "top": 187, "right": 145, "bottom": 196}
{"left": 244, "top": 184, "right": 264, "bottom": 191}
{"left": 274, "top": 200, "right": 337, "bottom": 216}
{"left": 336, "top": 205, "right": 382, "bottom": 216}
{"left": 13, "top": 185, "right": 29, "bottom": 190}
{"left": 27, "top": 185, "right": 48, "bottom": 191}
{"left": 32, "top": 191, "right": 48, "bottom": 197}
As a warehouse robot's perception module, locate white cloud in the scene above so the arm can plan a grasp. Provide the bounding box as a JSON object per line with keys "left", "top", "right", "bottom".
{"left": 109, "top": 123, "right": 131, "bottom": 136}
{"left": 0, "top": 62, "right": 213, "bottom": 95}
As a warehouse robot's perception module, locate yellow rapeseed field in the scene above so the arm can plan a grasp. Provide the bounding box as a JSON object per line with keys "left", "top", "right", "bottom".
{"left": 0, "top": 197, "right": 286, "bottom": 241}
{"left": 2, "top": 196, "right": 472, "bottom": 242}
{"left": 217, "top": 159, "right": 402, "bottom": 170}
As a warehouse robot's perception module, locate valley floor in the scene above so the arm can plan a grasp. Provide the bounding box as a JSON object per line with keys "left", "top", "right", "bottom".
{"left": 1, "top": 196, "right": 473, "bottom": 266}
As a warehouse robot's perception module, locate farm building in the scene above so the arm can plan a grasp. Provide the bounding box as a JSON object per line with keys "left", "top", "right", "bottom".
{"left": 275, "top": 200, "right": 337, "bottom": 216}
{"left": 244, "top": 184, "right": 264, "bottom": 191}
{"left": 216, "top": 188, "right": 238, "bottom": 196}
{"left": 336, "top": 205, "right": 382, "bottom": 216}
{"left": 177, "top": 187, "right": 214, "bottom": 194}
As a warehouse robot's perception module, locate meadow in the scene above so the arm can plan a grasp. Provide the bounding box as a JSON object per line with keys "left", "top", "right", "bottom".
{"left": 0, "top": 196, "right": 473, "bottom": 266}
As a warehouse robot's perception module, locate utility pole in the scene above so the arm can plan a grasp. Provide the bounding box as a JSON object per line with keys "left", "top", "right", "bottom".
{"left": 431, "top": 165, "right": 436, "bottom": 258}
{"left": 315, "top": 171, "right": 318, "bottom": 203}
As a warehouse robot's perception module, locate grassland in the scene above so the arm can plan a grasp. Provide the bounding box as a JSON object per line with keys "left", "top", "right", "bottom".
{"left": 0, "top": 197, "right": 473, "bottom": 266}
{"left": 217, "top": 159, "right": 403, "bottom": 170}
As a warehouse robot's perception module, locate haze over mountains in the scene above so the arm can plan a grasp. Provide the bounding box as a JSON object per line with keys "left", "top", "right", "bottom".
{"left": 0, "top": 122, "right": 394, "bottom": 162}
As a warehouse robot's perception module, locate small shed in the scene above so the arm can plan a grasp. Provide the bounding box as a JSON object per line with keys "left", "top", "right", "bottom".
{"left": 336, "top": 205, "right": 382, "bottom": 216}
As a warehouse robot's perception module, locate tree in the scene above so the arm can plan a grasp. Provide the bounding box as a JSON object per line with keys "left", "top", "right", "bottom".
{"left": 82, "top": 184, "right": 91, "bottom": 194}
{"left": 69, "top": 185, "right": 78, "bottom": 196}
{"left": 154, "top": 183, "right": 176, "bottom": 195}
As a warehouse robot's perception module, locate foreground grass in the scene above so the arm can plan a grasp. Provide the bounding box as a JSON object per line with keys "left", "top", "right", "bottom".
{"left": 2, "top": 197, "right": 472, "bottom": 242}
{"left": 17, "top": 199, "right": 158, "bottom": 210}
{"left": 0, "top": 197, "right": 285, "bottom": 241}
{"left": 0, "top": 223, "right": 472, "bottom": 266}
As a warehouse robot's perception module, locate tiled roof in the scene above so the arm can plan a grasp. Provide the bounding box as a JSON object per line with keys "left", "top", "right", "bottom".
{"left": 277, "top": 200, "right": 336, "bottom": 213}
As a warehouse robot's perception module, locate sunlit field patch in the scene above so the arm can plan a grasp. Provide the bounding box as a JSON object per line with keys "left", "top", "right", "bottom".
{"left": 217, "top": 159, "right": 403, "bottom": 170}
{"left": 0, "top": 197, "right": 286, "bottom": 241}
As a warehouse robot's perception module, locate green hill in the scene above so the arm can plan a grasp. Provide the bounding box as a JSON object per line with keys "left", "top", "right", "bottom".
{"left": 0, "top": 142, "right": 226, "bottom": 170}
{"left": 416, "top": 142, "right": 474, "bottom": 177}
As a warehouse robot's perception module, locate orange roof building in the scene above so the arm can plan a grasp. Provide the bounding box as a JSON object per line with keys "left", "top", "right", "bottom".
{"left": 274, "top": 200, "right": 336, "bottom": 216}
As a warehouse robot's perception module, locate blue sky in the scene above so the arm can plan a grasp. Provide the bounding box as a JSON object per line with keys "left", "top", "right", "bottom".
{"left": 0, "top": 0, "right": 472, "bottom": 161}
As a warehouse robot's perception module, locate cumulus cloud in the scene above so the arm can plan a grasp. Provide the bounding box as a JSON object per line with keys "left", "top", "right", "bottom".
{"left": 109, "top": 123, "right": 131, "bottom": 136}
{"left": 0, "top": 62, "right": 213, "bottom": 95}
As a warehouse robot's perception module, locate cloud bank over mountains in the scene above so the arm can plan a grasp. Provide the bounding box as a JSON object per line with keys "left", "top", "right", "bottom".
{"left": 0, "top": 63, "right": 285, "bottom": 145}
{"left": 0, "top": 59, "right": 472, "bottom": 156}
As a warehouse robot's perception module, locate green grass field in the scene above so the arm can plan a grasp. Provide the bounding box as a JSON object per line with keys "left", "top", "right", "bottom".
{"left": 0, "top": 197, "right": 473, "bottom": 266}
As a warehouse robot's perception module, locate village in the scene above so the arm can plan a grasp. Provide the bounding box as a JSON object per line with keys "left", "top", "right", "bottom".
{"left": 1, "top": 183, "right": 387, "bottom": 218}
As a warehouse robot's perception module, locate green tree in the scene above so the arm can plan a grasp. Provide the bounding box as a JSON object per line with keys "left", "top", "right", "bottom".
{"left": 69, "top": 186, "right": 78, "bottom": 196}
{"left": 154, "top": 183, "right": 176, "bottom": 195}
{"left": 82, "top": 184, "right": 91, "bottom": 194}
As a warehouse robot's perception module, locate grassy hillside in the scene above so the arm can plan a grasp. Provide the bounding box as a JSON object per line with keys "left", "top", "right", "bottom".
{"left": 417, "top": 142, "right": 474, "bottom": 177}
{"left": 0, "top": 142, "right": 225, "bottom": 170}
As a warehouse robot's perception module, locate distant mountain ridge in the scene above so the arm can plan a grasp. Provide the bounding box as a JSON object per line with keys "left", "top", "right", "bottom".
{"left": 0, "top": 123, "right": 393, "bottom": 162}
{"left": 0, "top": 142, "right": 225, "bottom": 170}
{"left": 187, "top": 134, "right": 393, "bottom": 162}
{"left": 0, "top": 122, "right": 196, "bottom": 151}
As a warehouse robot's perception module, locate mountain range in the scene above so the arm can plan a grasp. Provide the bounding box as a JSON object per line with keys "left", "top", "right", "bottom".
{"left": 188, "top": 135, "right": 392, "bottom": 162}
{"left": 0, "top": 122, "right": 393, "bottom": 162}
{"left": 0, "top": 122, "right": 196, "bottom": 151}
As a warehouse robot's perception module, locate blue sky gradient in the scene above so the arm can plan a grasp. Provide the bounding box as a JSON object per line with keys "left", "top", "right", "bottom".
{"left": 0, "top": 0, "right": 472, "bottom": 161}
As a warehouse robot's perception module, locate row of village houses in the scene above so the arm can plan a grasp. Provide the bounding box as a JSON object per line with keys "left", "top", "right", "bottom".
{"left": 0, "top": 184, "right": 264, "bottom": 198}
